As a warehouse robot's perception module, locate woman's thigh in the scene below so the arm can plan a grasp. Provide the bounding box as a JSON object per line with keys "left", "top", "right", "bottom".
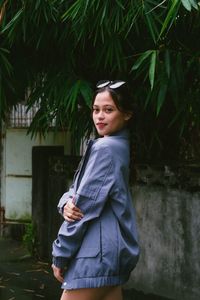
{"left": 102, "top": 286, "right": 123, "bottom": 300}
{"left": 60, "top": 286, "right": 122, "bottom": 300}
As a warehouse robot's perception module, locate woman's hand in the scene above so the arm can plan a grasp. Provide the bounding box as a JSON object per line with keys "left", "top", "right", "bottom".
{"left": 51, "top": 264, "right": 64, "bottom": 283}
{"left": 63, "top": 198, "right": 83, "bottom": 222}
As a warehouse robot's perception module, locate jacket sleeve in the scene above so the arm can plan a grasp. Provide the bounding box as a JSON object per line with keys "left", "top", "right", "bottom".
{"left": 52, "top": 145, "right": 114, "bottom": 268}
{"left": 57, "top": 185, "right": 75, "bottom": 215}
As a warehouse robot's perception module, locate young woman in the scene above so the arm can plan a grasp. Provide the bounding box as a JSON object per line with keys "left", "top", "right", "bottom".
{"left": 52, "top": 80, "right": 140, "bottom": 300}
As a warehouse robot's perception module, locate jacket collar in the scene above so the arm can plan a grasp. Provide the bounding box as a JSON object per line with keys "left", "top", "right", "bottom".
{"left": 108, "top": 128, "right": 129, "bottom": 139}
{"left": 90, "top": 128, "right": 130, "bottom": 145}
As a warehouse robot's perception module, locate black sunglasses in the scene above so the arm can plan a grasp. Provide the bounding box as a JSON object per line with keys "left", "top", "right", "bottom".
{"left": 96, "top": 80, "right": 126, "bottom": 89}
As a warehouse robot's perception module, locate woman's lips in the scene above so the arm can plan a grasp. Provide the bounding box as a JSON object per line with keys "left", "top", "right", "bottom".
{"left": 96, "top": 123, "right": 107, "bottom": 129}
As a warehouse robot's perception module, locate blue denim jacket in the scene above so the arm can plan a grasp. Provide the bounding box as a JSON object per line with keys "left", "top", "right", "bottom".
{"left": 52, "top": 129, "right": 140, "bottom": 289}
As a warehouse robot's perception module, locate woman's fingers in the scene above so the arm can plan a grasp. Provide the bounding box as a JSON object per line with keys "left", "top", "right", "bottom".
{"left": 65, "top": 215, "right": 82, "bottom": 222}
{"left": 69, "top": 198, "right": 82, "bottom": 212}
{"left": 64, "top": 204, "right": 83, "bottom": 219}
{"left": 63, "top": 199, "right": 84, "bottom": 222}
{"left": 64, "top": 211, "right": 84, "bottom": 221}
{"left": 52, "top": 264, "right": 64, "bottom": 283}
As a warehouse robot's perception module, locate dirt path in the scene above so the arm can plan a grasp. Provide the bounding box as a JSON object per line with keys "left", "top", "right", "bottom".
{"left": 0, "top": 238, "right": 60, "bottom": 299}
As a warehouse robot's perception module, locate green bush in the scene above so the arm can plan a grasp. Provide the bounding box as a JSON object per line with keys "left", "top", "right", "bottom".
{"left": 23, "top": 223, "right": 36, "bottom": 256}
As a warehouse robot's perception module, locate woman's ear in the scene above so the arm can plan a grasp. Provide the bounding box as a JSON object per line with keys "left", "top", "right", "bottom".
{"left": 124, "top": 112, "right": 133, "bottom": 121}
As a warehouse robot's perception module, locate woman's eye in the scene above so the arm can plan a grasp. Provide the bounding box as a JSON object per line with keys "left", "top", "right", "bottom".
{"left": 93, "top": 108, "right": 99, "bottom": 113}
{"left": 105, "top": 108, "right": 113, "bottom": 113}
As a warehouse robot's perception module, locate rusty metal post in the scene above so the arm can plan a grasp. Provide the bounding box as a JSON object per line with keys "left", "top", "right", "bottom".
{"left": 0, "top": 206, "right": 5, "bottom": 236}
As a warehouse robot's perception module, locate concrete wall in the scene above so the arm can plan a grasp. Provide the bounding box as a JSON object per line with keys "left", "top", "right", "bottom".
{"left": 1, "top": 128, "right": 70, "bottom": 220}
{"left": 126, "top": 164, "right": 200, "bottom": 300}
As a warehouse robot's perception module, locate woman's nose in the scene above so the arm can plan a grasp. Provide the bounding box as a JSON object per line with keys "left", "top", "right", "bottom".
{"left": 97, "top": 111, "right": 105, "bottom": 119}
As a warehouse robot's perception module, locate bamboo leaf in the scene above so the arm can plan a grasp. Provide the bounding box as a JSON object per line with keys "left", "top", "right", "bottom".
{"left": 189, "top": 0, "right": 198, "bottom": 9}
{"left": 168, "top": 109, "right": 183, "bottom": 127}
{"left": 131, "top": 50, "right": 153, "bottom": 71}
{"left": 0, "top": 47, "right": 12, "bottom": 75}
{"left": 79, "top": 81, "right": 93, "bottom": 107}
{"left": 165, "top": 50, "right": 171, "bottom": 78}
{"left": 68, "top": 82, "right": 79, "bottom": 112}
{"left": 62, "top": 0, "right": 81, "bottom": 21}
{"left": 149, "top": 50, "right": 157, "bottom": 90}
{"left": 100, "top": 2, "right": 108, "bottom": 25}
{"left": 159, "top": 0, "right": 180, "bottom": 38}
{"left": 115, "top": 0, "right": 125, "bottom": 10}
{"left": 1, "top": 8, "right": 23, "bottom": 33}
{"left": 181, "top": 0, "right": 192, "bottom": 11}
{"left": 156, "top": 82, "right": 168, "bottom": 116}
{"left": 144, "top": 92, "right": 152, "bottom": 109}
{"left": 145, "top": 12, "right": 158, "bottom": 43}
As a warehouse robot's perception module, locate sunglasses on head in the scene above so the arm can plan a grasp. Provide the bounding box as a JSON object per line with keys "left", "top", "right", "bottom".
{"left": 96, "top": 80, "right": 126, "bottom": 89}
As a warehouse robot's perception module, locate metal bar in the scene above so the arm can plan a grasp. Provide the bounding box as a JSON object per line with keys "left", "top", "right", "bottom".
{"left": 6, "top": 174, "right": 32, "bottom": 178}
{"left": 0, "top": 207, "right": 5, "bottom": 236}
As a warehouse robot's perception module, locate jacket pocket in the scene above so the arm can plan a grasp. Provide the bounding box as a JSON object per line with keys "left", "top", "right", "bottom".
{"left": 75, "top": 220, "right": 101, "bottom": 258}
{"left": 76, "top": 247, "right": 99, "bottom": 258}
{"left": 72, "top": 221, "right": 102, "bottom": 279}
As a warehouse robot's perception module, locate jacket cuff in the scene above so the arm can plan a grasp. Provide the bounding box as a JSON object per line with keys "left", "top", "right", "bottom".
{"left": 52, "top": 256, "right": 69, "bottom": 269}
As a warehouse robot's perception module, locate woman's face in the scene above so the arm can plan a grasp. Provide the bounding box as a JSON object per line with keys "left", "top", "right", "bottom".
{"left": 92, "top": 90, "right": 131, "bottom": 136}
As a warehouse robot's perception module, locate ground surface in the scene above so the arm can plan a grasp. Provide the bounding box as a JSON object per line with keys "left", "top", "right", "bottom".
{"left": 0, "top": 238, "right": 170, "bottom": 300}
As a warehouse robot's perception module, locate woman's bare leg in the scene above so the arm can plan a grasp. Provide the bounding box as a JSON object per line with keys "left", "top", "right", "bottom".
{"left": 102, "top": 286, "right": 123, "bottom": 300}
{"left": 60, "top": 286, "right": 122, "bottom": 300}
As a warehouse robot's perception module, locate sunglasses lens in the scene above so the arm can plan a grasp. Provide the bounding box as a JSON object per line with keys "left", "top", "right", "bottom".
{"left": 96, "top": 80, "right": 110, "bottom": 88}
{"left": 96, "top": 80, "right": 126, "bottom": 89}
{"left": 109, "top": 81, "right": 126, "bottom": 89}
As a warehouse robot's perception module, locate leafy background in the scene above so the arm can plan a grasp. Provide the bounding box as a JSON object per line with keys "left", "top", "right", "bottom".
{"left": 0, "top": 0, "right": 200, "bottom": 161}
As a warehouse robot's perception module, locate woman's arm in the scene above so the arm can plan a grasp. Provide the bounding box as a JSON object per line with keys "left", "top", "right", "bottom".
{"left": 63, "top": 197, "right": 83, "bottom": 222}
{"left": 52, "top": 145, "right": 114, "bottom": 268}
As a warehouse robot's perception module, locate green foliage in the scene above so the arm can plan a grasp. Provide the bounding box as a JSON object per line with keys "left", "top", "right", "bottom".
{"left": 0, "top": 0, "right": 200, "bottom": 160}
{"left": 23, "top": 222, "right": 36, "bottom": 256}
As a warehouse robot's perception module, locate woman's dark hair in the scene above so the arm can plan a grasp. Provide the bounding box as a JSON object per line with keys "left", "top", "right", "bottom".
{"left": 92, "top": 82, "right": 135, "bottom": 128}
{"left": 93, "top": 81, "right": 138, "bottom": 184}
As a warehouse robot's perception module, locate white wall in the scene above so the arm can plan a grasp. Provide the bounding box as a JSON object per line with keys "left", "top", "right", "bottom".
{"left": 1, "top": 128, "right": 70, "bottom": 220}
